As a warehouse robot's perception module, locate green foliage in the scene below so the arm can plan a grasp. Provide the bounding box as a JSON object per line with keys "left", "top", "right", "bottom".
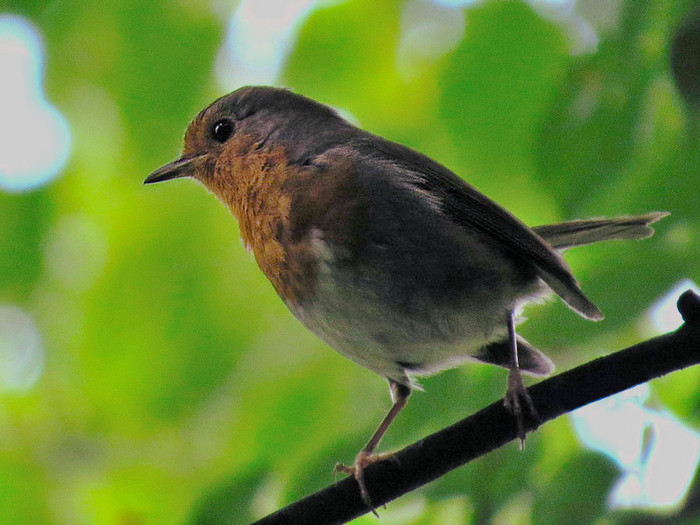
{"left": 0, "top": 0, "right": 697, "bottom": 523}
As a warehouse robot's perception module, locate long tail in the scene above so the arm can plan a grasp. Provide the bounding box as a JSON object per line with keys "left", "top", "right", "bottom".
{"left": 533, "top": 212, "right": 669, "bottom": 250}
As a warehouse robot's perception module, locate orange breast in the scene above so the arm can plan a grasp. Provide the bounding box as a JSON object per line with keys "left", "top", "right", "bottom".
{"left": 204, "top": 134, "right": 317, "bottom": 305}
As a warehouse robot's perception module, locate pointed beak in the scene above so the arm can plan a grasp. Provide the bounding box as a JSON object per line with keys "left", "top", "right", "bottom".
{"left": 144, "top": 154, "right": 205, "bottom": 184}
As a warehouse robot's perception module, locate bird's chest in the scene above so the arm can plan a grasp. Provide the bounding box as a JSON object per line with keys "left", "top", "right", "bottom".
{"left": 213, "top": 146, "right": 319, "bottom": 305}
{"left": 237, "top": 197, "right": 318, "bottom": 306}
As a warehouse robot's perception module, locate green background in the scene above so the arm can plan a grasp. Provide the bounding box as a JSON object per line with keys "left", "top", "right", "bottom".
{"left": 1, "top": 0, "right": 698, "bottom": 523}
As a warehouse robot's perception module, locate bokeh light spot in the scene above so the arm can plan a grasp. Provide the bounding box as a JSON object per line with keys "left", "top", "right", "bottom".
{"left": 0, "top": 15, "right": 70, "bottom": 192}
{"left": 215, "top": 0, "right": 317, "bottom": 89}
{"left": 572, "top": 383, "right": 699, "bottom": 511}
{"left": 648, "top": 279, "right": 699, "bottom": 334}
{"left": 433, "top": 0, "right": 599, "bottom": 55}
{"left": 0, "top": 305, "right": 44, "bottom": 392}
{"left": 397, "top": 0, "right": 465, "bottom": 79}
{"left": 43, "top": 214, "right": 109, "bottom": 292}
{"left": 572, "top": 383, "right": 649, "bottom": 469}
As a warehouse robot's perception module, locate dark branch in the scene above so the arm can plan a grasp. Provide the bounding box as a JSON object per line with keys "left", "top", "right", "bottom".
{"left": 254, "top": 290, "right": 700, "bottom": 525}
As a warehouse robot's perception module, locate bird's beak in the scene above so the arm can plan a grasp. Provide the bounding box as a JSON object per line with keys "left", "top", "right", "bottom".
{"left": 144, "top": 154, "right": 204, "bottom": 184}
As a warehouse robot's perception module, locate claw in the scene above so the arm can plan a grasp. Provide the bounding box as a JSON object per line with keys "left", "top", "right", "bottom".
{"left": 334, "top": 450, "right": 395, "bottom": 516}
{"left": 504, "top": 367, "right": 539, "bottom": 448}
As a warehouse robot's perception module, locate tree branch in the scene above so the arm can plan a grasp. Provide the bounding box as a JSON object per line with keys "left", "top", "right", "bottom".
{"left": 253, "top": 290, "right": 700, "bottom": 525}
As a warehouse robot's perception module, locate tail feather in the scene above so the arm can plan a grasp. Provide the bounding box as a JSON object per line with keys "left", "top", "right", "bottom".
{"left": 533, "top": 212, "right": 669, "bottom": 250}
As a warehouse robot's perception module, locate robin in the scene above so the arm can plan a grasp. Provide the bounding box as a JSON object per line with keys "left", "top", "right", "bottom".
{"left": 145, "top": 86, "right": 667, "bottom": 509}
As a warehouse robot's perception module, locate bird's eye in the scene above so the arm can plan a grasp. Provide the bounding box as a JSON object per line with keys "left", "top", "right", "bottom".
{"left": 211, "top": 119, "right": 234, "bottom": 143}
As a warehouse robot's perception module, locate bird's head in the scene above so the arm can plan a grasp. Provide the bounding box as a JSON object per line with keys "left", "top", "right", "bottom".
{"left": 144, "top": 86, "right": 352, "bottom": 197}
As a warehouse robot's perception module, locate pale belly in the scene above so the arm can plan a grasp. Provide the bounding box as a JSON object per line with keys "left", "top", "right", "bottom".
{"left": 289, "top": 240, "right": 548, "bottom": 385}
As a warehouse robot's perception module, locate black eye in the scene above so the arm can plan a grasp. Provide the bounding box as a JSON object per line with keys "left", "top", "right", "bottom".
{"left": 211, "top": 119, "right": 234, "bottom": 142}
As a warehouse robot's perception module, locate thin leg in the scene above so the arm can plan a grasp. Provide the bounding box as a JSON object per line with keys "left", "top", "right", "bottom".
{"left": 503, "top": 309, "right": 538, "bottom": 448}
{"left": 335, "top": 380, "right": 411, "bottom": 513}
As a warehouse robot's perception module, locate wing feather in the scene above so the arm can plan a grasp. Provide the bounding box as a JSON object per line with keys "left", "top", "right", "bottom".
{"left": 350, "top": 135, "right": 603, "bottom": 320}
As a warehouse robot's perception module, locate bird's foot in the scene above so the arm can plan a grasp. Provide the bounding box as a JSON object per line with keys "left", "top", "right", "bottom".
{"left": 504, "top": 367, "right": 539, "bottom": 448}
{"left": 334, "top": 450, "right": 397, "bottom": 516}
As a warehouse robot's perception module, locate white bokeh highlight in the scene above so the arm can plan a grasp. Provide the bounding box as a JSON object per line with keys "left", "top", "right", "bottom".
{"left": 215, "top": 0, "right": 317, "bottom": 89}
{"left": 648, "top": 279, "right": 699, "bottom": 334}
{"left": 397, "top": 0, "right": 465, "bottom": 79}
{"left": 0, "top": 15, "right": 70, "bottom": 192}
{"left": 572, "top": 383, "right": 699, "bottom": 511}
{"left": 0, "top": 304, "right": 44, "bottom": 392}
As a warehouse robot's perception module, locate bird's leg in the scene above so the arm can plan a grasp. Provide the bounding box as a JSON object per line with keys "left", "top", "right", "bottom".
{"left": 334, "top": 380, "right": 411, "bottom": 513}
{"left": 503, "top": 309, "right": 538, "bottom": 448}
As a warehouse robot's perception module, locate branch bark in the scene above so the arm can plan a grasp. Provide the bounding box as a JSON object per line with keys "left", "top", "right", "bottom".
{"left": 253, "top": 290, "right": 700, "bottom": 525}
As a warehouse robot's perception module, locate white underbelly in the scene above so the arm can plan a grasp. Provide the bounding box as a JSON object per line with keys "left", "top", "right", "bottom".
{"left": 290, "top": 269, "right": 545, "bottom": 384}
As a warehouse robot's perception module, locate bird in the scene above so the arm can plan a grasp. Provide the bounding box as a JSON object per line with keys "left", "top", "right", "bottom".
{"left": 145, "top": 85, "right": 667, "bottom": 509}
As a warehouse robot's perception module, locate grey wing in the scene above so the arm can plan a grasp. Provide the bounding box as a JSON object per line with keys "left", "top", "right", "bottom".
{"left": 353, "top": 136, "right": 603, "bottom": 321}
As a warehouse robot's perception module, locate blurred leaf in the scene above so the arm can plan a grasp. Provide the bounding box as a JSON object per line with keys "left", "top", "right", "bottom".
{"left": 0, "top": 461, "right": 51, "bottom": 525}
{"left": 670, "top": 6, "right": 700, "bottom": 111}
{"left": 187, "top": 466, "right": 268, "bottom": 525}
{"left": 532, "top": 452, "right": 618, "bottom": 525}
{"left": 0, "top": 191, "right": 51, "bottom": 299}
{"left": 440, "top": 0, "right": 568, "bottom": 186}
{"left": 283, "top": 0, "right": 404, "bottom": 125}
{"left": 529, "top": 0, "right": 698, "bottom": 346}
